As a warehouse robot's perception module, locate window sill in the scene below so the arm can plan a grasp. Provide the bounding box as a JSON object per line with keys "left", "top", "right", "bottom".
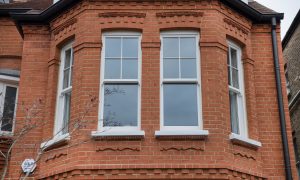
{"left": 0, "top": 131, "right": 13, "bottom": 137}
{"left": 155, "top": 130, "right": 209, "bottom": 140}
{"left": 229, "top": 133, "right": 262, "bottom": 149}
{"left": 91, "top": 130, "right": 145, "bottom": 140}
{"left": 40, "top": 133, "right": 70, "bottom": 151}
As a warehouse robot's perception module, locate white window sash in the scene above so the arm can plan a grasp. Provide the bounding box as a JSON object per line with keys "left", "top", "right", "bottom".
{"left": 54, "top": 42, "right": 73, "bottom": 137}
{"left": 160, "top": 31, "right": 202, "bottom": 130}
{"left": 98, "top": 32, "right": 142, "bottom": 131}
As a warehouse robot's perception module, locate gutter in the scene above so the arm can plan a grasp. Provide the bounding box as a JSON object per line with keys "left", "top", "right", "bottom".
{"left": 271, "top": 17, "right": 293, "bottom": 179}
{"left": 0, "top": 8, "right": 31, "bottom": 16}
{"left": 7, "top": 0, "right": 283, "bottom": 38}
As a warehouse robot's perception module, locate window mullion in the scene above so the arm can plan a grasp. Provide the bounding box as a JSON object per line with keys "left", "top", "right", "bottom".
{"left": 68, "top": 49, "right": 73, "bottom": 87}
{"left": 179, "top": 37, "right": 181, "bottom": 79}
{"left": 120, "top": 37, "right": 123, "bottom": 79}
{"left": 229, "top": 49, "right": 233, "bottom": 87}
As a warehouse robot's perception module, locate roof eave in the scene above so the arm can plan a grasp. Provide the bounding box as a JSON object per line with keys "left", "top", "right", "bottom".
{"left": 221, "top": 0, "right": 284, "bottom": 23}
{"left": 10, "top": 0, "right": 77, "bottom": 23}
{"left": 8, "top": 0, "right": 284, "bottom": 37}
{"left": 0, "top": 8, "right": 31, "bottom": 16}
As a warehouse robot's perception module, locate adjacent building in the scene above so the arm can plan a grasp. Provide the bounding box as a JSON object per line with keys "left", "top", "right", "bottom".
{"left": 0, "top": 0, "right": 298, "bottom": 179}
{"left": 283, "top": 9, "right": 300, "bottom": 176}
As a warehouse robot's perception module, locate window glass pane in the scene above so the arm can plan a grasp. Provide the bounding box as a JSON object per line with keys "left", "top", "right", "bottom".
{"left": 230, "top": 48, "right": 238, "bottom": 68}
{"left": 104, "top": 58, "right": 121, "bottom": 79}
{"left": 64, "top": 49, "right": 71, "bottom": 69}
{"left": 164, "top": 84, "right": 198, "bottom": 126}
{"left": 70, "top": 67, "right": 73, "bottom": 86}
{"left": 181, "top": 58, "right": 197, "bottom": 78}
{"left": 1, "top": 86, "right": 17, "bottom": 132}
{"left": 105, "top": 37, "right": 121, "bottom": 57}
{"left": 62, "top": 93, "right": 71, "bottom": 134}
{"left": 163, "top": 37, "right": 179, "bottom": 57}
{"left": 163, "top": 58, "right": 179, "bottom": 79}
{"left": 229, "top": 91, "right": 239, "bottom": 134}
{"left": 103, "top": 84, "right": 138, "bottom": 127}
{"left": 180, "top": 37, "right": 196, "bottom": 58}
{"left": 63, "top": 69, "right": 70, "bottom": 89}
{"left": 232, "top": 68, "right": 239, "bottom": 89}
{"left": 122, "top": 59, "right": 138, "bottom": 79}
{"left": 228, "top": 66, "right": 231, "bottom": 86}
{"left": 227, "top": 51, "right": 230, "bottom": 65}
{"left": 123, "top": 38, "right": 138, "bottom": 58}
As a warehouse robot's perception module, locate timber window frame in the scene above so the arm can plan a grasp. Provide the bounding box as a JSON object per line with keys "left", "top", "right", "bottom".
{"left": 93, "top": 31, "right": 144, "bottom": 138}
{"left": 54, "top": 42, "right": 73, "bottom": 138}
{"left": 155, "top": 30, "right": 208, "bottom": 138}
{"left": 227, "top": 41, "right": 261, "bottom": 148}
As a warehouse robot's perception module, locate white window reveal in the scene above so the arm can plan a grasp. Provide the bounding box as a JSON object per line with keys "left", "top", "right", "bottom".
{"left": 54, "top": 42, "right": 73, "bottom": 137}
{"left": 92, "top": 31, "right": 144, "bottom": 138}
{"left": 155, "top": 31, "right": 208, "bottom": 138}
{"left": 227, "top": 41, "right": 261, "bottom": 148}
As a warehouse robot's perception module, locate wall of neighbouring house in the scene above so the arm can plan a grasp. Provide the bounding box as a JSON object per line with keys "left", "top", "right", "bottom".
{"left": 284, "top": 22, "right": 300, "bottom": 173}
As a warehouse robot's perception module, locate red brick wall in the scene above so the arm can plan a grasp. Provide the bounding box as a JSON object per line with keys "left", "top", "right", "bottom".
{"left": 0, "top": 17, "right": 22, "bottom": 173}
{"left": 4, "top": 0, "right": 298, "bottom": 179}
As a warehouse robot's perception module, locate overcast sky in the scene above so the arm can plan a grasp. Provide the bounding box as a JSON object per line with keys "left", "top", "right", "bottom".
{"left": 255, "top": 0, "right": 300, "bottom": 39}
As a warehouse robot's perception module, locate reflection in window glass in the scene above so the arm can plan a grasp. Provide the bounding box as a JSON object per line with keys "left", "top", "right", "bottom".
{"left": 181, "top": 59, "right": 197, "bottom": 78}
{"left": 123, "top": 38, "right": 138, "bottom": 58}
{"left": 105, "top": 37, "right": 139, "bottom": 79}
{"left": 105, "top": 38, "right": 121, "bottom": 57}
{"left": 163, "top": 36, "right": 197, "bottom": 79}
{"left": 229, "top": 91, "right": 239, "bottom": 134}
{"left": 1, "top": 86, "right": 17, "bottom": 132}
{"left": 62, "top": 92, "right": 71, "bottom": 134}
{"left": 163, "top": 58, "right": 179, "bottom": 78}
{"left": 105, "top": 58, "right": 121, "bottom": 79}
{"left": 122, "top": 59, "right": 138, "bottom": 79}
{"left": 103, "top": 85, "right": 138, "bottom": 127}
{"left": 180, "top": 37, "right": 196, "bottom": 58}
{"left": 164, "top": 84, "right": 198, "bottom": 126}
{"left": 163, "top": 37, "right": 179, "bottom": 58}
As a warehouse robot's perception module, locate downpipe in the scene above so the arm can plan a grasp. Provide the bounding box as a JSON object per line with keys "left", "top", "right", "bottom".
{"left": 271, "top": 17, "right": 293, "bottom": 180}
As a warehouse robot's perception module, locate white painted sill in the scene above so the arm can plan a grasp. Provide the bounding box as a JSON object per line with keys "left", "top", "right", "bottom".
{"left": 155, "top": 130, "right": 209, "bottom": 140}
{"left": 40, "top": 133, "right": 70, "bottom": 150}
{"left": 0, "top": 131, "right": 13, "bottom": 137}
{"left": 229, "top": 133, "right": 262, "bottom": 149}
{"left": 91, "top": 130, "right": 145, "bottom": 140}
